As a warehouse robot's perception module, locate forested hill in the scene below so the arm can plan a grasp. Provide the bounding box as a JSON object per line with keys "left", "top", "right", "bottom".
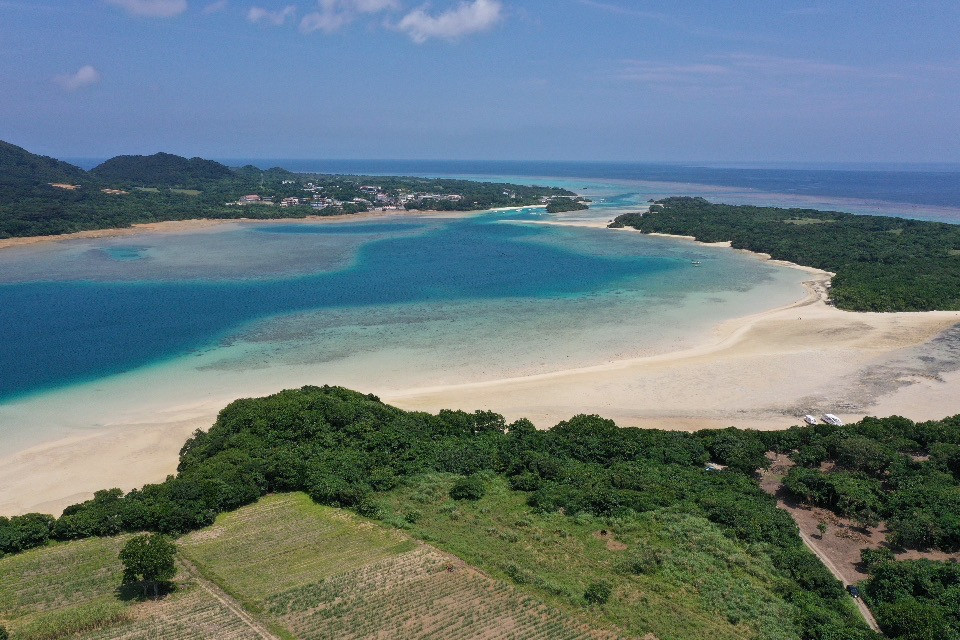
{"left": 90, "top": 152, "right": 234, "bottom": 188}
{"left": 0, "top": 140, "right": 573, "bottom": 239}
{"left": 610, "top": 197, "right": 960, "bottom": 312}
{"left": 0, "top": 140, "right": 87, "bottom": 187}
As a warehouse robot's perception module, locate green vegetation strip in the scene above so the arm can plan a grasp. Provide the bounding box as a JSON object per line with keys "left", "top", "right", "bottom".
{"left": 3, "top": 386, "right": 959, "bottom": 638}
{"left": 610, "top": 196, "right": 960, "bottom": 311}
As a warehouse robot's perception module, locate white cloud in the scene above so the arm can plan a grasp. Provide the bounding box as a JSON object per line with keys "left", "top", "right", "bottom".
{"left": 202, "top": 0, "right": 228, "bottom": 13}
{"left": 53, "top": 65, "right": 102, "bottom": 92}
{"left": 104, "top": 0, "right": 188, "bottom": 17}
{"left": 300, "top": 0, "right": 398, "bottom": 34}
{"left": 248, "top": 5, "right": 296, "bottom": 25}
{"left": 396, "top": 0, "right": 503, "bottom": 43}
{"left": 348, "top": 0, "right": 399, "bottom": 12}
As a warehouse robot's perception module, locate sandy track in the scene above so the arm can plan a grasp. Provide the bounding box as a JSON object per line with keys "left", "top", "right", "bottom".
{"left": 179, "top": 557, "right": 281, "bottom": 640}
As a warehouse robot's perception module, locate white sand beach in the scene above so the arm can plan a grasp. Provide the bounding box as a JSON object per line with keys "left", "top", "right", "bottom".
{"left": 1, "top": 221, "right": 958, "bottom": 517}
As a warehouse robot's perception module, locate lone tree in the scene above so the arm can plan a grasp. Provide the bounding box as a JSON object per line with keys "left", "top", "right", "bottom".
{"left": 817, "top": 521, "right": 828, "bottom": 538}
{"left": 120, "top": 534, "right": 177, "bottom": 598}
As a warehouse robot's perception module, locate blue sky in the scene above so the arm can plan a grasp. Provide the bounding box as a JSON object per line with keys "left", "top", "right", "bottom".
{"left": 2, "top": 0, "right": 959, "bottom": 162}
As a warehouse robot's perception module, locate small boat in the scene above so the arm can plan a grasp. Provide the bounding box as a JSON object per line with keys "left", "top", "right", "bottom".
{"left": 803, "top": 415, "right": 818, "bottom": 426}
{"left": 691, "top": 260, "right": 703, "bottom": 266}
{"left": 822, "top": 414, "right": 844, "bottom": 426}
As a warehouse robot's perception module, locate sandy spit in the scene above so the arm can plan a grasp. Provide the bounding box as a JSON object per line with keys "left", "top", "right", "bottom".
{"left": 2, "top": 220, "right": 959, "bottom": 516}
{"left": 0, "top": 206, "right": 546, "bottom": 251}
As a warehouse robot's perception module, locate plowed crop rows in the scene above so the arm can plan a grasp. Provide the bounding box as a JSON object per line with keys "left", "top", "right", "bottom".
{"left": 179, "top": 493, "right": 408, "bottom": 600}
{"left": 269, "top": 546, "right": 626, "bottom": 640}
{"left": 78, "top": 584, "right": 265, "bottom": 640}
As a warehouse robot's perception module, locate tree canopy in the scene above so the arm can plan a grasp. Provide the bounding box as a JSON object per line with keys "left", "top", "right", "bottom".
{"left": 610, "top": 197, "right": 960, "bottom": 311}
{"left": 119, "top": 533, "right": 177, "bottom": 598}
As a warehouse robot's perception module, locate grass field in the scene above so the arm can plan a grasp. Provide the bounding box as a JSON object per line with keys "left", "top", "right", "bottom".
{"left": 0, "top": 535, "right": 132, "bottom": 639}
{"left": 376, "top": 474, "right": 802, "bottom": 640}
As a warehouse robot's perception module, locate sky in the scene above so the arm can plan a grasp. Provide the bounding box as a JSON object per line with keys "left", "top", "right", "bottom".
{"left": 1, "top": 0, "right": 959, "bottom": 162}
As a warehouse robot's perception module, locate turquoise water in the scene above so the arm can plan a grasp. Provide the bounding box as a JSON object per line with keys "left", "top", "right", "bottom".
{"left": 0, "top": 206, "right": 799, "bottom": 404}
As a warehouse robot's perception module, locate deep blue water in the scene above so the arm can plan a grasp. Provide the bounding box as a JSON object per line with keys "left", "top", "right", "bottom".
{"left": 0, "top": 215, "right": 676, "bottom": 401}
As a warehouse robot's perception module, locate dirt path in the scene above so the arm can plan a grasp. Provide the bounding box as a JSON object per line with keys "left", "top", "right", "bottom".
{"left": 179, "top": 557, "right": 282, "bottom": 640}
{"left": 759, "top": 455, "right": 882, "bottom": 634}
{"left": 795, "top": 529, "right": 881, "bottom": 633}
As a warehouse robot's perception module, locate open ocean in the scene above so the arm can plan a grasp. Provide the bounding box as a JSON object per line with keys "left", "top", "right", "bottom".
{"left": 2, "top": 161, "right": 959, "bottom": 453}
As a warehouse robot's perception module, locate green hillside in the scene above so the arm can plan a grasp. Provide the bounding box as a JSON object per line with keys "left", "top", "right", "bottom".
{"left": 0, "top": 140, "right": 87, "bottom": 188}
{"left": 3, "top": 385, "right": 958, "bottom": 637}
{"left": 90, "top": 152, "right": 234, "bottom": 188}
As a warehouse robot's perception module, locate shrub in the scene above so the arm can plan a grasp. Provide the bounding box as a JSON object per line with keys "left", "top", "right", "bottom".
{"left": 449, "top": 474, "right": 486, "bottom": 501}
{"left": 584, "top": 580, "right": 612, "bottom": 605}
{"left": 509, "top": 471, "right": 542, "bottom": 492}
{"left": 860, "top": 547, "right": 894, "bottom": 571}
{"left": 354, "top": 498, "right": 384, "bottom": 520}
{"left": 620, "top": 547, "right": 666, "bottom": 575}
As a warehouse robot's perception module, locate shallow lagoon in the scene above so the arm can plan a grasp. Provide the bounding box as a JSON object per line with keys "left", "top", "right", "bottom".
{"left": 0, "top": 204, "right": 810, "bottom": 454}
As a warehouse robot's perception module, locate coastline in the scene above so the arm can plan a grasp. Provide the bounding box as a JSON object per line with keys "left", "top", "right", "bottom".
{"left": 2, "top": 214, "right": 960, "bottom": 517}
{"left": 0, "top": 205, "right": 544, "bottom": 252}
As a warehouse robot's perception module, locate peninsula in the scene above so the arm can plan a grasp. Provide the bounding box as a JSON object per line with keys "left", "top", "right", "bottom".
{"left": 610, "top": 197, "right": 960, "bottom": 312}
{"left": 0, "top": 140, "right": 572, "bottom": 240}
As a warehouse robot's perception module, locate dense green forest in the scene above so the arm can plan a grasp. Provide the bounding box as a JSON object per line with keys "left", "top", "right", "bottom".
{"left": 610, "top": 197, "right": 960, "bottom": 312}
{"left": 3, "top": 386, "right": 958, "bottom": 638}
{"left": 90, "top": 152, "right": 234, "bottom": 187}
{"left": 546, "top": 197, "right": 590, "bottom": 213}
{"left": 0, "top": 140, "right": 572, "bottom": 239}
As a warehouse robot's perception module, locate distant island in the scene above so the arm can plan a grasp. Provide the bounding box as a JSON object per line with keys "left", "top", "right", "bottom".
{"left": 611, "top": 197, "right": 960, "bottom": 312}
{"left": 0, "top": 140, "right": 574, "bottom": 240}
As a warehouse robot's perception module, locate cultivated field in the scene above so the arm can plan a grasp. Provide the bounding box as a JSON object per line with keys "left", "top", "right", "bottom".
{"left": 0, "top": 533, "right": 272, "bottom": 640}
{"left": 268, "top": 545, "right": 623, "bottom": 640}
{"left": 78, "top": 582, "right": 268, "bottom": 640}
{"left": 180, "top": 493, "right": 627, "bottom": 639}
{"left": 177, "top": 493, "right": 413, "bottom": 601}
{"left": 0, "top": 535, "right": 131, "bottom": 639}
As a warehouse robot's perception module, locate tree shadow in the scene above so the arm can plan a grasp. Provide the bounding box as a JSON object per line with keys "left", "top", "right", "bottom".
{"left": 115, "top": 580, "right": 177, "bottom": 602}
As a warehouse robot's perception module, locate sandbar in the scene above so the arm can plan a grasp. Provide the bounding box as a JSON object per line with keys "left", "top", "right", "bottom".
{"left": 1, "top": 220, "right": 959, "bottom": 517}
